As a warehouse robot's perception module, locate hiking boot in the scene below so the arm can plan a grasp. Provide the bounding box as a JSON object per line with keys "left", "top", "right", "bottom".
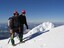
{"left": 12, "top": 44, "right": 16, "bottom": 46}
{"left": 20, "top": 41, "right": 25, "bottom": 43}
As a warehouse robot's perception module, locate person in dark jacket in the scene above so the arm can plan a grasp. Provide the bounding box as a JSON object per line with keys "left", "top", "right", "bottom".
{"left": 19, "top": 10, "right": 29, "bottom": 42}
{"left": 8, "top": 11, "right": 21, "bottom": 46}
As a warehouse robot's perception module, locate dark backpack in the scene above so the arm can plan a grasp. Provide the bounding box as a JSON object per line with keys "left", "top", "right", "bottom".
{"left": 8, "top": 17, "right": 13, "bottom": 27}
{"left": 8, "top": 16, "right": 20, "bottom": 28}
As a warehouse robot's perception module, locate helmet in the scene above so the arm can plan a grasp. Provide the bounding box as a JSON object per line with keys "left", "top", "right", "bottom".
{"left": 13, "top": 11, "right": 18, "bottom": 15}
{"left": 22, "top": 10, "right": 26, "bottom": 14}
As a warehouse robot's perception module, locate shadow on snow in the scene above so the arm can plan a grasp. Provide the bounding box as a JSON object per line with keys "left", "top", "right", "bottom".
{"left": 23, "top": 30, "right": 49, "bottom": 42}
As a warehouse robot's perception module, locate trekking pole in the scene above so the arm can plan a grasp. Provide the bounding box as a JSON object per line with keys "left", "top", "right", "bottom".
{"left": 7, "top": 33, "right": 19, "bottom": 44}
{"left": 8, "top": 33, "right": 12, "bottom": 44}
{"left": 8, "top": 38, "right": 11, "bottom": 44}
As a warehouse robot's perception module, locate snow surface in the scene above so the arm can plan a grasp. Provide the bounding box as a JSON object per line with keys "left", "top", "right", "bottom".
{"left": 0, "top": 22, "right": 64, "bottom": 48}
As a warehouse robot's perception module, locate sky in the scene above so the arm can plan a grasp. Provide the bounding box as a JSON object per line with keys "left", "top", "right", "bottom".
{"left": 0, "top": 0, "right": 64, "bottom": 23}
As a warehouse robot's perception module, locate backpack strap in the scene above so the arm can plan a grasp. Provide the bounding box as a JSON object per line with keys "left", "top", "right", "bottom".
{"left": 8, "top": 17, "right": 14, "bottom": 29}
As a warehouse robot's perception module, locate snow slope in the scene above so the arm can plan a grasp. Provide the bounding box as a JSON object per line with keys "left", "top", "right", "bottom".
{"left": 24, "top": 22, "right": 54, "bottom": 38}
{"left": 0, "top": 22, "right": 64, "bottom": 48}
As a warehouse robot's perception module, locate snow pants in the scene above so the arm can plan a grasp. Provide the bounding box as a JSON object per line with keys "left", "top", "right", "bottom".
{"left": 10, "top": 25, "right": 23, "bottom": 45}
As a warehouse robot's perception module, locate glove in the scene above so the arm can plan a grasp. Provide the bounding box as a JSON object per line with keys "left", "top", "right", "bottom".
{"left": 24, "top": 29, "right": 30, "bottom": 34}
{"left": 10, "top": 29, "right": 14, "bottom": 34}
{"left": 26, "top": 29, "right": 30, "bottom": 32}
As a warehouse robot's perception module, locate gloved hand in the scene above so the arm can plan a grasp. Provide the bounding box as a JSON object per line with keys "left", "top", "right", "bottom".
{"left": 23, "top": 29, "right": 30, "bottom": 34}
{"left": 10, "top": 29, "right": 14, "bottom": 34}
{"left": 26, "top": 29, "right": 30, "bottom": 32}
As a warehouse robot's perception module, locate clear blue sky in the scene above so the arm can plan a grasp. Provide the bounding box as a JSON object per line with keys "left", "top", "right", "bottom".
{"left": 0, "top": 0, "right": 64, "bottom": 23}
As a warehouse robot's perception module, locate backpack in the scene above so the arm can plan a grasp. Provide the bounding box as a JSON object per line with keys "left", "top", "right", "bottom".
{"left": 8, "top": 17, "right": 13, "bottom": 27}
{"left": 8, "top": 16, "right": 20, "bottom": 28}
